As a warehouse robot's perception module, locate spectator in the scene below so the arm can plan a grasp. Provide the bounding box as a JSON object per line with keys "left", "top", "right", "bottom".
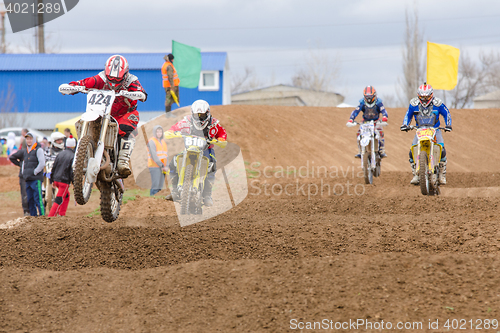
{"left": 161, "top": 54, "right": 180, "bottom": 114}
{"left": 7, "top": 132, "right": 17, "bottom": 155}
{"left": 41, "top": 137, "right": 50, "bottom": 151}
{"left": 48, "top": 136, "right": 76, "bottom": 217}
{"left": 0, "top": 137, "right": 6, "bottom": 156}
{"left": 20, "top": 128, "right": 28, "bottom": 150}
{"left": 46, "top": 132, "right": 65, "bottom": 161}
{"left": 22, "top": 132, "right": 46, "bottom": 216}
{"left": 147, "top": 125, "right": 168, "bottom": 196}
{"left": 63, "top": 128, "right": 77, "bottom": 147}
{"left": 9, "top": 148, "right": 30, "bottom": 216}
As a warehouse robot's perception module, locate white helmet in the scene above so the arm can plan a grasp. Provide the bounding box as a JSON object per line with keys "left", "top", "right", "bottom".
{"left": 190, "top": 100, "right": 211, "bottom": 130}
{"left": 51, "top": 131, "right": 66, "bottom": 149}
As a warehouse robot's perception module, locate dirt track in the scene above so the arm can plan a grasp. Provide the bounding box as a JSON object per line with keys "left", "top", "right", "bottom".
{"left": 1, "top": 106, "right": 500, "bottom": 332}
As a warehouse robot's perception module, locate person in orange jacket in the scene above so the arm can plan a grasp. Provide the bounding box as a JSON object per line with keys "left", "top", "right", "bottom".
{"left": 147, "top": 125, "right": 168, "bottom": 196}
{"left": 161, "top": 54, "right": 180, "bottom": 113}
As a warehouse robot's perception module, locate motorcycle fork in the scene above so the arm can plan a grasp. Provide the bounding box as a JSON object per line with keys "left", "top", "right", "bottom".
{"left": 371, "top": 137, "right": 376, "bottom": 169}
{"left": 360, "top": 142, "right": 366, "bottom": 169}
{"left": 193, "top": 153, "right": 204, "bottom": 191}
{"left": 73, "top": 121, "right": 89, "bottom": 169}
{"left": 178, "top": 151, "right": 199, "bottom": 188}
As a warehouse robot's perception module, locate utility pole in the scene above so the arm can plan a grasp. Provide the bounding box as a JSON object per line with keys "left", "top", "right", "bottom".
{"left": 37, "top": 0, "right": 45, "bottom": 53}
{"left": 0, "top": 3, "right": 6, "bottom": 53}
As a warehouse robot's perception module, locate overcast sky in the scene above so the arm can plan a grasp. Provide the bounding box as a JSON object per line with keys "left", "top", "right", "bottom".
{"left": 3, "top": 0, "right": 500, "bottom": 106}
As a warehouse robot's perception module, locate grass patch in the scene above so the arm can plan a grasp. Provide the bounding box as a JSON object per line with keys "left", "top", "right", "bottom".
{"left": 0, "top": 191, "right": 20, "bottom": 201}
{"left": 122, "top": 188, "right": 149, "bottom": 205}
{"left": 86, "top": 207, "right": 101, "bottom": 217}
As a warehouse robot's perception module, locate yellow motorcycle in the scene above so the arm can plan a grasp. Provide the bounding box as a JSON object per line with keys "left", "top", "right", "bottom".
{"left": 409, "top": 125, "right": 446, "bottom": 196}
{"left": 166, "top": 132, "right": 226, "bottom": 215}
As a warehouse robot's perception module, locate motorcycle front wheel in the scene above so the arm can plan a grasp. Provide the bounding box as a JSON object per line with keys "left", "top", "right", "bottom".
{"left": 180, "top": 164, "right": 194, "bottom": 215}
{"left": 419, "top": 151, "right": 429, "bottom": 195}
{"left": 73, "top": 135, "right": 95, "bottom": 205}
{"left": 363, "top": 152, "right": 373, "bottom": 184}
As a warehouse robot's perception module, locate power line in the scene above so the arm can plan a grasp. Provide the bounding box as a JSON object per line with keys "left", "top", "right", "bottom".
{"left": 4, "top": 13, "right": 500, "bottom": 34}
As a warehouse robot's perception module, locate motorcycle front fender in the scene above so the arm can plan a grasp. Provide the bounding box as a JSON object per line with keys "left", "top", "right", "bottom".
{"left": 81, "top": 109, "right": 103, "bottom": 122}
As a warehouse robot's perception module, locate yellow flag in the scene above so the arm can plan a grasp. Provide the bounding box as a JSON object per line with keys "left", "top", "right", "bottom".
{"left": 426, "top": 41, "right": 460, "bottom": 90}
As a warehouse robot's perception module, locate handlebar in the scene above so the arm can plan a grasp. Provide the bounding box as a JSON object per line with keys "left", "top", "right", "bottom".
{"left": 164, "top": 132, "right": 227, "bottom": 148}
{"left": 346, "top": 121, "right": 388, "bottom": 128}
{"left": 407, "top": 125, "right": 446, "bottom": 131}
{"left": 58, "top": 84, "right": 145, "bottom": 101}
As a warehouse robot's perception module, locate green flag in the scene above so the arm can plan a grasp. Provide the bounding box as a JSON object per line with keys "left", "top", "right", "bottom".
{"left": 172, "top": 40, "right": 202, "bottom": 89}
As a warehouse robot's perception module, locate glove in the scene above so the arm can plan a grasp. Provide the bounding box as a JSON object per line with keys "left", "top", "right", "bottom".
{"left": 445, "top": 126, "right": 452, "bottom": 132}
{"left": 164, "top": 130, "right": 177, "bottom": 139}
{"left": 382, "top": 116, "right": 388, "bottom": 122}
{"left": 346, "top": 119, "right": 353, "bottom": 127}
{"left": 68, "top": 82, "right": 82, "bottom": 95}
{"left": 400, "top": 125, "right": 409, "bottom": 132}
{"left": 208, "top": 138, "right": 227, "bottom": 148}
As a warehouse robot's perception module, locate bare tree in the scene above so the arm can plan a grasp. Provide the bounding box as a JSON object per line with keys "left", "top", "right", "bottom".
{"left": 291, "top": 50, "right": 340, "bottom": 92}
{"left": 17, "top": 31, "right": 61, "bottom": 54}
{"left": 380, "top": 94, "right": 404, "bottom": 108}
{"left": 443, "top": 50, "right": 500, "bottom": 108}
{"left": 397, "top": 7, "right": 425, "bottom": 105}
{"left": 231, "top": 67, "right": 264, "bottom": 94}
{"left": 0, "top": 84, "right": 27, "bottom": 128}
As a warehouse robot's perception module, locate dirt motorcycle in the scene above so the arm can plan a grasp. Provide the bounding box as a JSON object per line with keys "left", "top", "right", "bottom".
{"left": 58, "top": 84, "right": 144, "bottom": 222}
{"left": 408, "top": 125, "right": 446, "bottom": 196}
{"left": 347, "top": 120, "right": 388, "bottom": 184}
{"left": 166, "top": 132, "right": 226, "bottom": 215}
{"left": 42, "top": 159, "right": 57, "bottom": 212}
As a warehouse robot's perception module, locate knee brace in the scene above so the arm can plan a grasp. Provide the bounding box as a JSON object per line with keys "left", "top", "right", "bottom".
{"left": 54, "top": 196, "right": 63, "bottom": 205}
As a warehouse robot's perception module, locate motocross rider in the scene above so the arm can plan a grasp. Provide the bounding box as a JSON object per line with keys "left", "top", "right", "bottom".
{"left": 45, "top": 132, "right": 66, "bottom": 162}
{"left": 400, "top": 83, "right": 452, "bottom": 185}
{"left": 165, "top": 100, "right": 227, "bottom": 207}
{"left": 347, "top": 86, "right": 388, "bottom": 158}
{"left": 65, "top": 55, "right": 147, "bottom": 177}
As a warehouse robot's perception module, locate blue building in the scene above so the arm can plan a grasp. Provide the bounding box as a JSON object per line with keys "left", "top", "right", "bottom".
{"left": 0, "top": 52, "right": 230, "bottom": 130}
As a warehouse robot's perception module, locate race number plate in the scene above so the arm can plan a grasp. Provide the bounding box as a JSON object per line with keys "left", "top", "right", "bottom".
{"left": 86, "top": 90, "right": 114, "bottom": 114}
{"left": 184, "top": 136, "right": 206, "bottom": 148}
{"left": 416, "top": 128, "right": 435, "bottom": 139}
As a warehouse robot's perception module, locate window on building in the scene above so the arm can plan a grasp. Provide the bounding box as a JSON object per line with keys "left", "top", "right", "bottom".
{"left": 199, "top": 71, "right": 219, "bottom": 91}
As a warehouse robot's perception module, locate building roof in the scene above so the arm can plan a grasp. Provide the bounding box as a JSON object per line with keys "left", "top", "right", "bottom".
{"left": 0, "top": 52, "right": 227, "bottom": 71}
{"left": 473, "top": 89, "right": 500, "bottom": 101}
{"left": 232, "top": 84, "right": 344, "bottom": 107}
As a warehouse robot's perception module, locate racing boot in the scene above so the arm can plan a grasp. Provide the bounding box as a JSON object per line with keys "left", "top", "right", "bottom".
{"left": 117, "top": 135, "right": 135, "bottom": 178}
{"left": 410, "top": 162, "right": 419, "bottom": 185}
{"left": 378, "top": 138, "right": 387, "bottom": 158}
{"left": 165, "top": 174, "right": 180, "bottom": 201}
{"left": 438, "top": 161, "right": 447, "bottom": 185}
{"left": 202, "top": 181, "right": 214, "bottom": 207}
{"left": 354, "top": 142, "right": 361, "bottom": 159}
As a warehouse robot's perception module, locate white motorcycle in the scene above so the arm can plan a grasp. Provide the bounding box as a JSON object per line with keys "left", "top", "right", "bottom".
{"left": 42, "top": 159, "right": 57, "bottom": 213}
{"left": 58, "top": 84, "right": 145, "bottom": 222}
{"left": 347, "top": 120, "right": 388, "bottom": 184}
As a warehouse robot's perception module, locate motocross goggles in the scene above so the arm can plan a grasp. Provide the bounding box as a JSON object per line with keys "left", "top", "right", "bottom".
{"left": 196, "top": 113, "right": 208, "bottom": 121}
{"left": 419, "top": 94, "right": 433, "bottom": 105}
{"left": 364, "top": 94, "right": 376, "bottom": 104}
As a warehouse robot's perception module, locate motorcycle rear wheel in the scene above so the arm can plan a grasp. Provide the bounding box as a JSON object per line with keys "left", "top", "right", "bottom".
{"left": 429, "top": 167, "right": 440, "bottom": 196}
{"left": 180, "top": 164, "right": 194, "bottom": 215}
{"left": 363, "top": 152, "right": 373, "bottom": 184}
{"left": 100, "top": 180, "right": 122, "bottom": 222}
{"left": 73, "top": 135, "right": 95, "bottom": 205}
{"left": 419, "top": 151, "right": 429, "bottom": 195}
